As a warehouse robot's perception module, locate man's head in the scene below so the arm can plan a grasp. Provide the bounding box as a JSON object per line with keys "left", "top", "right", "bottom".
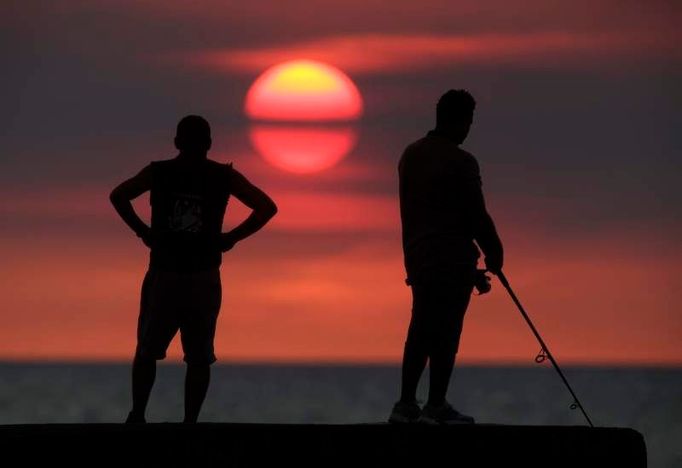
{"left": 435, "top": 89, "right": 476, "bottom": 144}
{"left": 174, "top": 115, "right": 212, "bottom": 155}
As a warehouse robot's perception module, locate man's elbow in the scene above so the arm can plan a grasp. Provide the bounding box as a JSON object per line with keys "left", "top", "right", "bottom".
{"left": 109, "top": 187, "right": 129, "bottom": 207}
{"left": 109, "top": 188, "right": 121, "bottom": 205}
{"left": 256, "top": 199, "right": 278, "bottom": 222}
{"left": 264, "top": 200, "right": 278, "bottom": 220}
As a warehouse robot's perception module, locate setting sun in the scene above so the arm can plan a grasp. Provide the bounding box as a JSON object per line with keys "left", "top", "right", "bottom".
{"left": 245, "top": 59, "right": 363, "bottom": 174}
{"left": 245, "top": 59, "right": 363, "bottom": 121}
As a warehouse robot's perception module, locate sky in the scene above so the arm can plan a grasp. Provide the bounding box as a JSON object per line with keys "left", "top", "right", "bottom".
{"left": 1, "top": 0, "right": 680, "bottom": 365}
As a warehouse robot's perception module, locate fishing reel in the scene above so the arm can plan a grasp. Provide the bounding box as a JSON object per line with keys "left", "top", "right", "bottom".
{"left": 474, "top": 269, "right": 492, "bottom": 295}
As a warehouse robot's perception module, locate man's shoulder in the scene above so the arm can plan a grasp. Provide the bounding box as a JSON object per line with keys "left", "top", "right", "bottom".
{"left": 205, "top": 158, "right": 231, "bottom": 167}
{"left": 405, "top": 135, "right": 431, "bottom": 151}
{"left": 151, "top": 157, "right": 232, "bottom": 170}
{"left": 148, "top": 157, "right": 176, "bottom": 169}
{"left": 400, "top": 136, "right": 431, "bottom": 163}
{"left": 401, "top": 137, "right": 477, "bottom": 160}
{"left": 206, "top": 158, "right": 233, "bottom": 173}
{"left": 205, "top": 159, "right": 234, "bottom": 184}
{"left": 456, "top": 147, "right": 478, "bottom": 165}
{"left": 456, "top": 147, "right": 475, "bottom": 158}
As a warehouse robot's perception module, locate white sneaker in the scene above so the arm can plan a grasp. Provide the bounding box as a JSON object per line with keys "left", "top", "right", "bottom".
{"left": 388, "top": 400, "right": 422, "bottom": 424}
{"left": 418, "top": 402, "right": 475, "bottom": 425}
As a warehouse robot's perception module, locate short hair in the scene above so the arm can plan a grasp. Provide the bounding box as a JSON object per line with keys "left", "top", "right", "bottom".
{"left": 176, "top": 115, "right": 211, "bottom": 141}
{"left": 436, "top": 89, "right": 476, "bottom": 126}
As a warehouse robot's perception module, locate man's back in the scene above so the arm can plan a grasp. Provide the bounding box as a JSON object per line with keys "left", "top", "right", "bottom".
{"left": 149, "top": 156, "right": 232, "bottom": 272}
{"left": 398, "top": 131, "right": 485, "bottom": 281}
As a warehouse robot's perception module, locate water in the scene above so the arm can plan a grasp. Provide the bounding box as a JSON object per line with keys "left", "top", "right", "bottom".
{"left": 0, "top": 363, "right": 679, "bottom": 467}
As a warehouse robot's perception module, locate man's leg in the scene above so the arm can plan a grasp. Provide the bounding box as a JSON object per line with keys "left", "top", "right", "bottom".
{"left": 399, "top": 286, "right": 430, "bottom": 403}
{"left": 130, "top": 268, "right": 179, "bottom": 423}
{"left": 426, "top": 333, "right": 461, "bottom": 406}
{"left": 184, "top": 363, "right": 211, "bottom": 423}
{"left": 426, "top": 278, "right": 473, "bottom": 406}
{"left": 128, "top": 352, "right": 157, "bottom": 422}
{"left": 180, "top": 268, "right": 221, "bottom": 423}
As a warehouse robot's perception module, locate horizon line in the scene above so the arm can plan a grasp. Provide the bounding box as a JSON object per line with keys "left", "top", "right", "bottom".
{"left": 0, "top": 357, "right": 679, "bottom": 369}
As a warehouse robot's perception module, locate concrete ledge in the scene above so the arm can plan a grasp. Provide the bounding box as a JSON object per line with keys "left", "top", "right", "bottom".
{"left": 0, "top": 423, "right": 646, "bottom": 467}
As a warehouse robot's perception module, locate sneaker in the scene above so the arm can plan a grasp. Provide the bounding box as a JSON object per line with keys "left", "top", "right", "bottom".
{"left": 388, "top": 400, "right": 422, "bottom": 424}
{"left": 418, "top": 402, "right": 475, "bottom": 425}
{"left": 125, "top": 411, "right": 146, "bottom": 424}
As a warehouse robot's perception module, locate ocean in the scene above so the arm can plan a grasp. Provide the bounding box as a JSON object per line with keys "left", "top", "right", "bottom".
{"left": 0, "top": 363, "right": 679, "bottom": 467}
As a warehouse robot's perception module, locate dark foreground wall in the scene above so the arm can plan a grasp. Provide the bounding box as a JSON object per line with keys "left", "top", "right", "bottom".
{"left": 0, "top": 423, "right": 646, "bottom": 468}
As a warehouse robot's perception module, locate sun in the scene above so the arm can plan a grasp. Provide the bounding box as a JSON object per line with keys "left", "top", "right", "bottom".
{"left": 245, "top": 59, "right": 363, "bottom": 174}
{"left": 245, "top": 59, "right": 363, "bottom": 122}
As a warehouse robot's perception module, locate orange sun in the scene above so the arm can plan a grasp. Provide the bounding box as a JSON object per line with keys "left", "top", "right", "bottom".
{"left": 245, "top": 59, "right": 363, "bottom": 173}
{"left": 245, "top": 59, "right": 363, "bottom": 121}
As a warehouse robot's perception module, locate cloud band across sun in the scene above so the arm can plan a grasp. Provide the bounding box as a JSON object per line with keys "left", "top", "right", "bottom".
{"left": 178, "top": 31, "right": 679, "bottom": 75}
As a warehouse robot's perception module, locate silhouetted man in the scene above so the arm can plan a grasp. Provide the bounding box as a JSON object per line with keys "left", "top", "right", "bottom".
{"left": 389, "top": 90, "right": 503, "bottom": 424}
{"left": 110, "top": 115, "right": 277, "bottom": 423}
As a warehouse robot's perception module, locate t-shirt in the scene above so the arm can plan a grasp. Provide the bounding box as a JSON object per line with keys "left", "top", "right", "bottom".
{"left": 148, "top": 156, "right": 232, "bottom": 272}
{"left": 399, "top": 130, "right": 500, "bottom": 282}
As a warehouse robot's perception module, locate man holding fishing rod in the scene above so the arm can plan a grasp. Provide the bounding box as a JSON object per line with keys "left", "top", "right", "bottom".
{"left": 389, "top": 89, "right": 504, "bottom": 425}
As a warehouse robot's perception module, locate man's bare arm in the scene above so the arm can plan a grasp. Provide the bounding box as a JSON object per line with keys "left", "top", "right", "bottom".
{"left": 464, "top": 158, "right": 504, "bottom": 273}
{"left": 110, "top": 165, "right": 153, "bottom": 244}
{"left": 221, "top": 169, "right": 278, "bottom": 251}
{"left": 474, "top": 204, "right": 503, "bottom": 274}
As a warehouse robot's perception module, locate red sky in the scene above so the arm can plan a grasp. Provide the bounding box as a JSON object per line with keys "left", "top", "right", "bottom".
{"left": 0, "top": 0, "right": 680, "bottom": 365}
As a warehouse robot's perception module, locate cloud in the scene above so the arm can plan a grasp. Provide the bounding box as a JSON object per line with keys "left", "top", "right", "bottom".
{"left": 0, "top": 183, "right": 399, "bottom": 235}
{"left": 176, "top": 31, "right": 679, "bottom": 76}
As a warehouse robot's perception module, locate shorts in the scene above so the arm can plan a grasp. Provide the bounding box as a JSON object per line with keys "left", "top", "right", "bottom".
{"left": 136, "top": 267, "right": 222, "bottom": 365}
{"left": 407, "top": 265, "right": 476, "bottom": 355}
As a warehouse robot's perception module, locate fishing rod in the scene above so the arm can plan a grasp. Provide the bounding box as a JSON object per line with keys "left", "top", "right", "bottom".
{"left": 496, "top": 270, "right": 594, "bottom": 427}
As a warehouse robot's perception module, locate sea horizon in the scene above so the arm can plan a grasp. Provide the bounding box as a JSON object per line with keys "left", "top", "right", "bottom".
{"left": 1, "top": 358, "right": 679, "bottom": 369}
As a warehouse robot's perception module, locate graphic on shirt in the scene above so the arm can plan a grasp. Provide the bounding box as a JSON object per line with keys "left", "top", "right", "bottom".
{"left": 168, "top": 194, "right": 203, "bottom": 232}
